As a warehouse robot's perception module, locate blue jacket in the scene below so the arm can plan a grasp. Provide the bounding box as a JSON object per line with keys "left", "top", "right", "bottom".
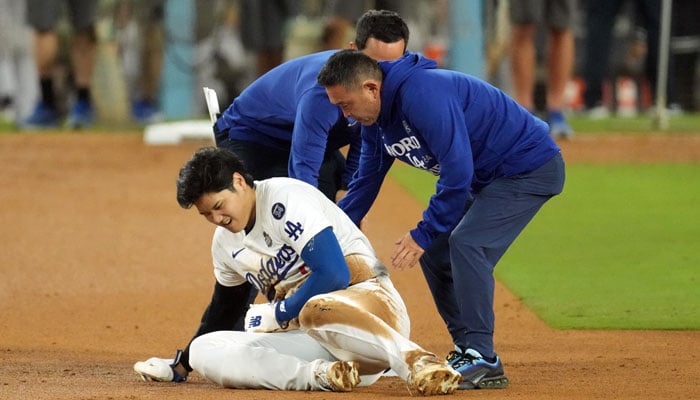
{"left": 216, "top": 50, "right": 361, "bottom": 189}
{"left": 338, "top": 52, "right": 560, "bottom": 249}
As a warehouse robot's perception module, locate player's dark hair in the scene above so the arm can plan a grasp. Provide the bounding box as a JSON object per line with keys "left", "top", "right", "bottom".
{"left": 317, "top": 49, "right": 383, "bottom": 89}
{"left": 354, "top": 9, "right": 409, "bottom": 52}
{"left": 176, "top": 147, "right": 254, "bottom": 209}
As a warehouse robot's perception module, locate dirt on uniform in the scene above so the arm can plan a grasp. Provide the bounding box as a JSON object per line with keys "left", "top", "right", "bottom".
{"left": 0, "top": 133, "right": 698, "bottom": 400}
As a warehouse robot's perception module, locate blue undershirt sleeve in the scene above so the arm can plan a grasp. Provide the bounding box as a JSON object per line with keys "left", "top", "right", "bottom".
{"left": 275, "top": 227, "right": 350, "bottom": 322}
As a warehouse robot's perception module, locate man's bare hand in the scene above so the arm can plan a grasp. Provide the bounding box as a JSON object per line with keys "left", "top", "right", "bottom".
{"left": 390, "top": 232, "right": 424, "bottom": 270}
{"left": 335, "top": 189, "right": 348, "bottom": 203}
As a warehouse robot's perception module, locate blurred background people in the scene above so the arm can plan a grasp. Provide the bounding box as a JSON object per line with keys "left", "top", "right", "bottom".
{"left": 509, "top": 0, "right": 577, "bottom": 139}
{"left": 114, "top": 0, "right": 164, "bottom": 125}
{"left": 582, "top": 0, "right": 676, "bottom": 117}
{"left": 0, "top": 0, "right": 38, "bottom": 124}
{"left": 669, "top": 0, "right": 700, "bottom": 112}
{"left": 239, "top": 0, "right": 298, "bottom": 77}
{"left": 194, "top": 0, "right": 255, "bottom": 107}
{"left": 22, "top": 0, "right": 98, "bottom": 129}
{"left": 6, "top": 0, "right": 697, "bottom": 130}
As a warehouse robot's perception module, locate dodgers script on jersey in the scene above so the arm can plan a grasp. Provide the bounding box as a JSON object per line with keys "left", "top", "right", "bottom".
{"left": 210, "top": 177, "right": 384, "bottom": 300}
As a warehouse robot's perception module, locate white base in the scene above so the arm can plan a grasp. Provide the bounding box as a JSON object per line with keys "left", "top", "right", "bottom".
{"left": 143, "top": 120, "right": 214, "bottom": 145}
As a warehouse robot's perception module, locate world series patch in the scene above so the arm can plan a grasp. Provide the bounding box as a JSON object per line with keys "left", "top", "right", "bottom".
{"left": 271, "top": 202, "right": 285, "bottom": 220}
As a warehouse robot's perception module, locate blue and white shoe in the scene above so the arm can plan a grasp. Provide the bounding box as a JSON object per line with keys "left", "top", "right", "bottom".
{"left": 132, "top": 100, "right": 161, "bottom": 125}
{"left": 66, "top": 99, "right": 95, "bottom": 129}
{"left": 450, "top": 347, "right": 509, "bottom": 389}
{"left": 446, "top": 346, "right": 464, "bottom": 367}
{"left": 548, "top": 110, "right": 574, "bottom": 139}
{"left": 21, "top": 101, "right": 60, "bottom": 129}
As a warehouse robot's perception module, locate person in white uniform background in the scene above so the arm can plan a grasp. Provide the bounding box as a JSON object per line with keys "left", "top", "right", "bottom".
{"left": 134, "top": 146, "right": 461, "bottom": 395}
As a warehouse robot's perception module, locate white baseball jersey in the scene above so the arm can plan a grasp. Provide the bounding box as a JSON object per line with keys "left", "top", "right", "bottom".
{"left": 211, "top": 177, "right": 386, "bottom": 301}
{"left": 190, "top": 178, "right": 442, "bottom": 391}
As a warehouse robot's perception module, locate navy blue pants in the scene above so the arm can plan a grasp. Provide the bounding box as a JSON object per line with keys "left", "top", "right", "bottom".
{"left": 419, "top": 152, "right": 565, "bottom": 358}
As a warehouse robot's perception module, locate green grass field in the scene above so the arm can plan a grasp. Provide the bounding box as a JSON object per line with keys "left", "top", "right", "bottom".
{"left": 389, "top": 160, "right": 700, "bottom": 330}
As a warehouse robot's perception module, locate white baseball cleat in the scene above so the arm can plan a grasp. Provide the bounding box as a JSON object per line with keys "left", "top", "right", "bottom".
{"left": 408, "top": 353, "right": 462, "bottom": 395}
{"left": 133, "top": 350, "right": 187, "bottom": 382}
{"left": 314, "top": 359, "right": 361, "bottom": 392}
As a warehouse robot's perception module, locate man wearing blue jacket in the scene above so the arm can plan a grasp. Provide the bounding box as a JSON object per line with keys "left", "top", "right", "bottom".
{"left": 214, "top": 10, "right": 408, "bottom": 202}
{"left": 318, "top": 50, "right": 565, "bottom": 389}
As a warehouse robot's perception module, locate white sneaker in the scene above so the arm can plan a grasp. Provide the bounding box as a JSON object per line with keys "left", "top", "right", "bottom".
{"left": 408, "top": 353, "right": 462, "bottom": 395}
{"left": 133, "top": 350, "right": 187, "bottom": 382}
{"left": 0, "top": 105, "right": 15, "bottom": 124}
{"left": 585, "top": 105, "right": 611, "bottom": 119}
{"left": 314, "top": 359, "right": 361, "bottom": 392}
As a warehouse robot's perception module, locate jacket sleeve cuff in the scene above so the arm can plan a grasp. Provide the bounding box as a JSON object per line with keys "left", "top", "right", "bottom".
{"left": 410, "top": 227, "right": 433, "bottom": 251}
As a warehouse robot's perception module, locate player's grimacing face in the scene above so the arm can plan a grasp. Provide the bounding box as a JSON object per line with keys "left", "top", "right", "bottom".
{"left": 326, "top": 82, "right": 381, "bottom": 126}
{"left": 194, "top": 173, "right": 255, "bottom": 233}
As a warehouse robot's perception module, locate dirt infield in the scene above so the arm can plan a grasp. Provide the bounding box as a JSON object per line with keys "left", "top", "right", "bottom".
{"left": 1, "top": 133, "right": 698, "bottom": 400}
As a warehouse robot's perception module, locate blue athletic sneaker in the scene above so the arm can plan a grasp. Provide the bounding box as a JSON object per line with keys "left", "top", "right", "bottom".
{"left": 66, "top": 99, "right": 95, "bottom": 129}
{"left": 446, "top": 346, "right": 464, "bottom": 367}
{"left": 21, "top": 101, "right": 60, "bottom": 129}
{"left": 131, "top": 100, "right": 161, "bottom": 125}
{"left": 548, "top": 110, "right": 574, "bottom": 139}
{"left": 450, "top": 348, "right": 509, "bottom": 389}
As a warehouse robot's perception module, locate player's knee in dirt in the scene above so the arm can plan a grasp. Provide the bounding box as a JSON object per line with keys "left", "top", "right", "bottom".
{"left": 299, "top": 295, "right": 356, "bottom": 329}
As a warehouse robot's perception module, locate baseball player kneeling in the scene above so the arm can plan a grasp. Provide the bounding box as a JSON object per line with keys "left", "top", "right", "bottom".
{"left": 134, "top": 147, "right": 461, "bottom": 395}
